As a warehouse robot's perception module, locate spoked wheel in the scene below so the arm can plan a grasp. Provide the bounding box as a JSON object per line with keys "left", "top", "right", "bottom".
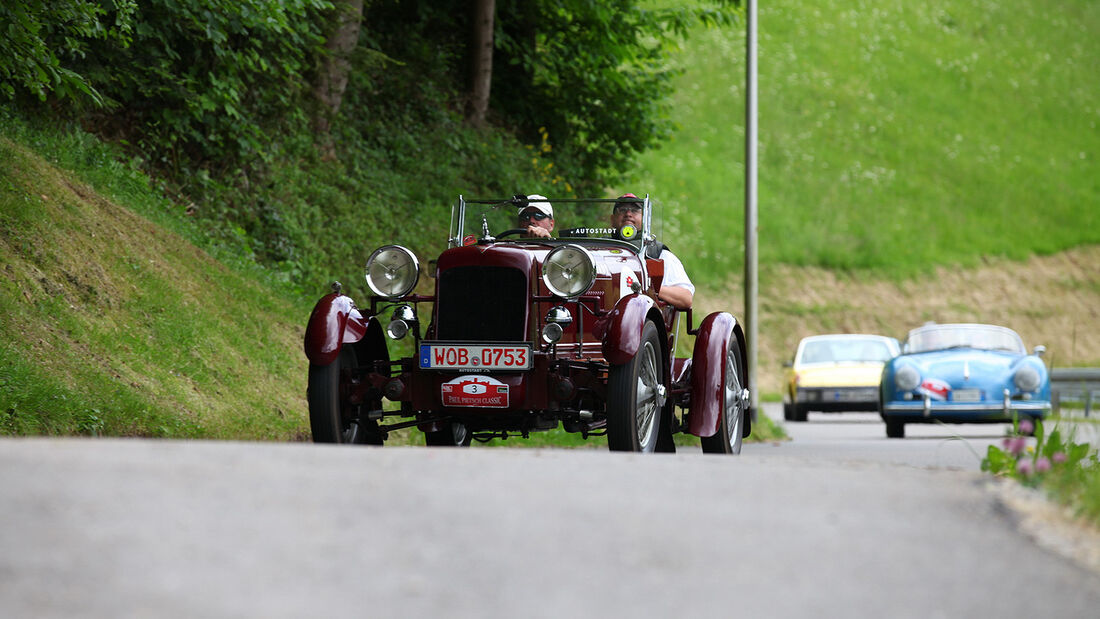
{"left": 308, "top": 346, "right": 383, "bottom": 444}
{"left": 424, "top": 422, "right": 472, "bottom": 447}
{"left": 607, "top": 321, "right": 664, "bottom": 452}
{"left": 701, "top": 335, "right": 745, "bottom": 454}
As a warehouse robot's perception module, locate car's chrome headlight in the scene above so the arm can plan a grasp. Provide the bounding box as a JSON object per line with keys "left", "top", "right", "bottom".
{"left": 542, "top": 244, "right": 596, "bottom": 299}
{"left": 1014, "top": 366, "right": 1041, "bottom": 392}
{"left": 365, "top": 245, "right": 420, "bottom": 299}
{"left": 895, "top": 365, "right": 920, "bottom": 391}
{"left": 386, "top": 304, "right": 416, "bottom": 340}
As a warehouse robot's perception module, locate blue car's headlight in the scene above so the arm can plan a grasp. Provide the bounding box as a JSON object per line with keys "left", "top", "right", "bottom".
{"left": 1014, "top": 366, "right": 1041, "bottom": 392}
{"left": 895, "top": 365, "right": 920, "bottom": 391}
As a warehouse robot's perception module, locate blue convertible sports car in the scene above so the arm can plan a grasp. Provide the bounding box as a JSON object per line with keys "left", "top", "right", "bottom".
{"left": 880, "top": 323, "right": 1050, "bottom": 439}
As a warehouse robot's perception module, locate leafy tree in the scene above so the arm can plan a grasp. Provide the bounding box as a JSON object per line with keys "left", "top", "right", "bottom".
{"left": 73, "top": 0, "right": 332, "bottom": 175}
{"left": 0, "top": 1, "right": 136, "bottom": 105}
{"left": 364, "top": 0, "right": 739, "bottom": 191}
{"left": 491, "top": 0, "right": 739, "bottom": 191}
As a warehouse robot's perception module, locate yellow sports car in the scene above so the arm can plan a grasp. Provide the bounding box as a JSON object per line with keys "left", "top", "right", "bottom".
{"left": 783, "top": 334, "right": 900, "bottom": 422}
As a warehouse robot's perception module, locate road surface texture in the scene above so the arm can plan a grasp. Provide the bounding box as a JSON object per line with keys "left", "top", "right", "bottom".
{"left": 1, "top": 405, "right": 1098, "bottom": 618}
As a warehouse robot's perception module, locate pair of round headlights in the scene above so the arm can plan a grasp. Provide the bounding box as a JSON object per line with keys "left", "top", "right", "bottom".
{"left": 365, "top": 243, "right": 599, "bottom": 300}
{"left": 894, "top": 364, "right": 1042, "bottom": 393}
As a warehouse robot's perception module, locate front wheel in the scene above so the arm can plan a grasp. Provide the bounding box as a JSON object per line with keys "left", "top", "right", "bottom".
{"left": 701, "top": 335, "right": 745, "bottom": 454}
{"left": 308, "top": 346, "right": 382, "bottom": 444}
{"left": 885, "top": 418, "right": 905, "bottom": 439}
{"left": 607, "top": 321, "right": 664, "bottom": 452}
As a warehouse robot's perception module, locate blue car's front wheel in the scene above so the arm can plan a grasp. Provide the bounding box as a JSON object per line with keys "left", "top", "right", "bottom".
{"left": 885, "top": 418, "right": 905, "bottom": 439}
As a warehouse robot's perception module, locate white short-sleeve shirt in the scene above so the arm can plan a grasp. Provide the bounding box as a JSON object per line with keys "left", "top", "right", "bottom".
{"left": 658, "top": 249, "right": 695, "bottom": 295}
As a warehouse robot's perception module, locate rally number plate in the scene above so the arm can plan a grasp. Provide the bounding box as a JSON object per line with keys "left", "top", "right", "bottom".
{"left": 419, "top": 342, "right": 532, "bottom": 371}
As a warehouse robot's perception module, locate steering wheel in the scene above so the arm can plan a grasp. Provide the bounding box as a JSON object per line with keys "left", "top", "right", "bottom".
{"left": 496, "top": 228, "right": 527, "bottom": 238}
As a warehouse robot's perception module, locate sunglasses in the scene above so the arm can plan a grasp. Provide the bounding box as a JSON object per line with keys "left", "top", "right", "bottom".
{"left": 520, "top": 211, "right": 550, "bottom": 221}
{"left": 613, "top": 204, "right": 643, "bottom": 214}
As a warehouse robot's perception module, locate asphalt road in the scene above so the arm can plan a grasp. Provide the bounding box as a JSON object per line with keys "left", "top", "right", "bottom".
{"left": 2, "top": 405, "right": 1098, "bottom": 618}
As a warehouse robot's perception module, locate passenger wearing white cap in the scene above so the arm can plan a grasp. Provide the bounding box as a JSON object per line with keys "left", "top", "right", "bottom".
{"left": 517, "top": 194, "right": 555, "bottom": 239}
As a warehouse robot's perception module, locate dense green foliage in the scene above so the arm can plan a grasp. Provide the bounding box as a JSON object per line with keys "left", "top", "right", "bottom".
{"left": 2, "top": 0, "right": 739, "bottom": 295}
{"left": 80, "top": 0, "right": 331, "bottom": 172}
{"left": 631, "top": 0, "right": 1100, "bottom": 286}
{"left": 0, "top": 1, "right": 135, "bottom": 104}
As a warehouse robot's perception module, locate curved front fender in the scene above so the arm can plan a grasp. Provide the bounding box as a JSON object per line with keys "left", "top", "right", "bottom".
{"left": 687, "top": 312, "right": 739, "bottom": 437}
{"left": 303, "top": 293, "right": 379, "bottom": 366}
{"left": 596, "top": 294, "right": 657, "bottom": 366}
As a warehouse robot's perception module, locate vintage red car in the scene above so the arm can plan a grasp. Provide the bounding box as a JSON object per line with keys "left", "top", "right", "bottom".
{"left": 303, "top": 195, "right": 750, "bottom": 453}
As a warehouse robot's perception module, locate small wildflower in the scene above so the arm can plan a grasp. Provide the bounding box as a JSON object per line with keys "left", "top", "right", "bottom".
{"left": 1036, "top": 457, "right": 1052, "bottom": 473}
{"left": 1006, "top": 436, "right": 1027, "bottom": 456}
{"left": 1019, "top": 419, "right": 1034, "bottom": 435}
{"left": 1016, "top": 459, "right": 1033, "bottom": 476}
{"left": 1052, "top": 452, "right": 1067, "bottom": 464}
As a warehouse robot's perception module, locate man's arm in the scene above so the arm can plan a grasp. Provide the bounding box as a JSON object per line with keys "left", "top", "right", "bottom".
{"left": 658, "top": 284, "right": 693, "bottom": 309}
{"left": 655, "top": 249, "right": 695, "bottom": 309}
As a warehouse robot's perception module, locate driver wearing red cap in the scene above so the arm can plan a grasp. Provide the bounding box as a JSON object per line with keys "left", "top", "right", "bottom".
{"left": 612, "top": 193, "right": 694, "bottom": 309}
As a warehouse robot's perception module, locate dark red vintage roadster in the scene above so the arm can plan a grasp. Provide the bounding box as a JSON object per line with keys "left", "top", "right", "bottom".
{"left": 303, "top": 195, "right": 750, "bottom": 453}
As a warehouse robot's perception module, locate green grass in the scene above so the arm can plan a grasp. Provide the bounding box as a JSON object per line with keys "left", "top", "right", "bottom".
{"left": 631, "top": 0, "right": 1100, "bottom": 287}
{"left": 0, "top": 128, "right": 311, "bottom": 440}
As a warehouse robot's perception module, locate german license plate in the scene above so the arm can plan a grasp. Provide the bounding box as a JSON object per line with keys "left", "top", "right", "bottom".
{"left": 832, "top": 388, "right": 877, "bottom": 402}
{"left": 952, "top": 388, "right": 982, "bottom": 402}
{"left": 419, "top": 342, "right": 532, "bottom": 371}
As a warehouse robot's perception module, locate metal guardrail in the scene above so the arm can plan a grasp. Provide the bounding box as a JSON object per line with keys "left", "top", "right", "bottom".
{"left": 1051, "top": 368, "right": 1100, "bottom": 416}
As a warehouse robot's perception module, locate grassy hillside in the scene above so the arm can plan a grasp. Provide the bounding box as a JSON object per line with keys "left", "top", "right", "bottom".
{"left": 632, "top": 0, "right": 1100, "bottom": 286}
{"left": 0, "top": 133, "right": 311, "bottom": 439}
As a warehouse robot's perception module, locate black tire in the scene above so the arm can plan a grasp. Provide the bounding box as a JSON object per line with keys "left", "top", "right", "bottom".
{"left": 885, "top": 418, "right": 905, "bottom": 439}
{"left": 655, "top": 402, "right": 677, "bottom": 453}
{"left": 607, "top": 321, "right": 664, "bottom": 452}
{"left": 793, "top": 403, "right": 808, "bottom": 422}
{"left": 424, "top": 422, "right": 472, "bottom": 447}
{"left": 783, "top": 402, "right": 794, "bottom": 421}
{"left": 701, "top": 335, "right": 744, "bottom": 454}
{"left": 308, "top": 346, "right": 383, "bottom": 444}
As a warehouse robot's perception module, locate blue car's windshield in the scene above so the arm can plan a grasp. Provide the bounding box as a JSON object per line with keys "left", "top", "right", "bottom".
{"left": 905, "top": 324, "right": 1025, "bottom": 354}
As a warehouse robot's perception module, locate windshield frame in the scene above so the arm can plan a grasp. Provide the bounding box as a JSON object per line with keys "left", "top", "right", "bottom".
{"left": 450, "top": 195, "right": 658, "bottom": 258}
{"left": 903, "top": 323, "right": 1026, "bottom": 355}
